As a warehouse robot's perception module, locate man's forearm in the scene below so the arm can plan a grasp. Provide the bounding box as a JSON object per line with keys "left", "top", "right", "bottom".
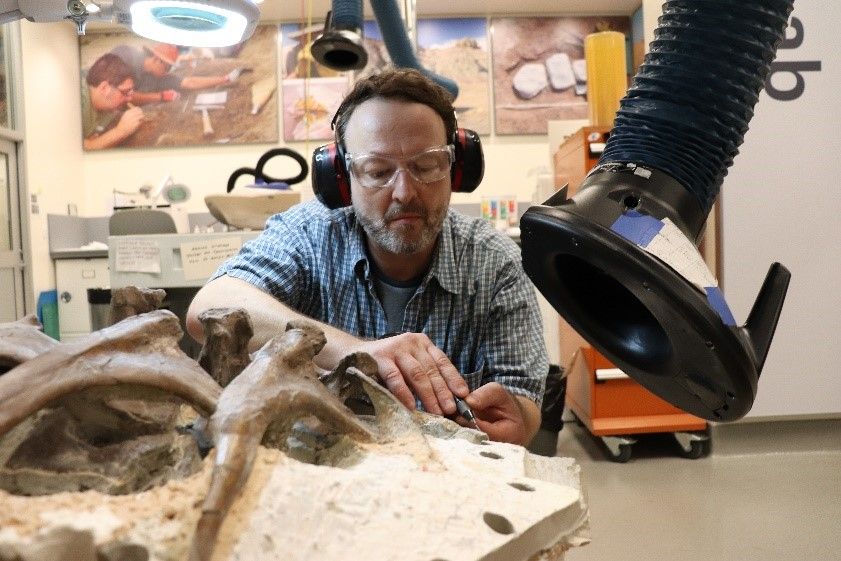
{"left": 128, "top": 91, "right": 158, "bottom": 105}
{"left": 181, "top": 75, "right": 228, "bottom": 90}
{"left": 514, "top": 394, "right": 542, "bottom": 444}
{"left": 83, "top": 127, "right": 130, "bottom": 150}
{"left": 187, "top": 275, "right": 364, "bottom": 370}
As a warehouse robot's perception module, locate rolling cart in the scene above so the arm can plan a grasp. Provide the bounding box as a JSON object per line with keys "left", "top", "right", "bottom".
{"left": 565, "top": 345, "right": 710, "bottom": 463}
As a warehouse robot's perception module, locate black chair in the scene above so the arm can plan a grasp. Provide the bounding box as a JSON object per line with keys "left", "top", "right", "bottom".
{"left": 109, "top": 209, "right": 177, "bottom": 235}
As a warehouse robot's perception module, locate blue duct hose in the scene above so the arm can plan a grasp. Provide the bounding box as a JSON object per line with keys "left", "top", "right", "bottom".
{"left": 600, "top": 0, "right": 794, "bottom": 214}
{"left": 369, "top": 0, "right": 459, "bottom": 98}
{"left": 331, "top": 0, "right": 363, "bottom": 30}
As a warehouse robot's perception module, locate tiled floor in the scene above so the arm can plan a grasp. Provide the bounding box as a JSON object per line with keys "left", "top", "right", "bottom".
{"left": 555, "top": 420, "right": 841, "bottom": 561}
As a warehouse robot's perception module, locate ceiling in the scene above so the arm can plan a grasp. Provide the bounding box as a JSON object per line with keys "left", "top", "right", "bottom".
{"left": 257, "top": 0, "right": 643, "bottom": 22}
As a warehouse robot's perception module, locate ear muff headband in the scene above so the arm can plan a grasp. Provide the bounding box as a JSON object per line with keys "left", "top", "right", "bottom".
{"left": 312, "top": 128, "right": 484, "bottom": 209}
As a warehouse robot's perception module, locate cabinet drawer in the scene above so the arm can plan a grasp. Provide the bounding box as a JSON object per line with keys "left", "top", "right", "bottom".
{"left": 55, "top": 258, "right": 109, "bottom": 337}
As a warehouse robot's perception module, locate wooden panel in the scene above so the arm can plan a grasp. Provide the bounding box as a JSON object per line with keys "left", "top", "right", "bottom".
{"left": 551, "top": 126, "right": 611, "bottom": 197}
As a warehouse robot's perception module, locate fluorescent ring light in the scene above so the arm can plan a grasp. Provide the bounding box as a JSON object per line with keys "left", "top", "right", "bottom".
{"left": 129, "top": 0, "right": 259, "bottom": 47}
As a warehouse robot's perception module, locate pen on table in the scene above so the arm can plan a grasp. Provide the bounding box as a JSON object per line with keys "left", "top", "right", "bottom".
{"left": 453, "top": 395, "right": 479, "bottom": 430}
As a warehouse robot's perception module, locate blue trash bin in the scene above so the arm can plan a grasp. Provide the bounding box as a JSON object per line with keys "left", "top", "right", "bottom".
{"left": 36, "top": 289, "right": 60, "bottom": 340}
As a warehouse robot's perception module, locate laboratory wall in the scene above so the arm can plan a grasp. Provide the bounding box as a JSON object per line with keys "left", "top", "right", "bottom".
{"left": 721, "top": 1, "right": 841, "bottom": 418}
{"left": 19, "top": 23, "right": 86, "bottom": 300}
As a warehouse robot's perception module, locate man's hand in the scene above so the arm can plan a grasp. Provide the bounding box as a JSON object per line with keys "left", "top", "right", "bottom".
{"left": 463, "top": 382, "right": 531, "bottom": 445}
{"left": 161, "top": 89, "right": 180, "bottom": 102}
{"left": 225, "top": 68, "right": 242, "bottom": 83}
{"left": 115, "top": 106, "right": 144, "bottom": 136}
{"left": 357, "top": 333, "right": 468, "bottom": 416}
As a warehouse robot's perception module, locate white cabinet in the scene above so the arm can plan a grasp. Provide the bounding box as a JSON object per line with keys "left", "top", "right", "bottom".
{"left": 55, "top": 257, "right": 109, "bottom": 342}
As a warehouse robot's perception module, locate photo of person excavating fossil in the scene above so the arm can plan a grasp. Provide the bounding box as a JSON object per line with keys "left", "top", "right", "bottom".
{"left": 78, "top": 25, "right": 279, "bottom": 150}
{"left": 279, "top": 22, "right": 352, "bottom": 141}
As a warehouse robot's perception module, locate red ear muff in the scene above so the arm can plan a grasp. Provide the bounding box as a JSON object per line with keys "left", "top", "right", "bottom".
{"left": 451, "top": 128, "right": 484, "bottom": 193}
{"left": 311, "top": 142, "right": 352, "bottom": 209}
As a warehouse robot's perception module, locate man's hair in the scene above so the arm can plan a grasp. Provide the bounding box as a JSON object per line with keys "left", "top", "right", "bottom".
{"left": 86, "top": 53, "right": 132, "bottom": 87}
{"left": 332, "top": 68, "right": 457, "bottom": 148}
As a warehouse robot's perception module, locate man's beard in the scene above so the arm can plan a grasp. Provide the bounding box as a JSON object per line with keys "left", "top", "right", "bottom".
{"left": 356, "top": 201, "right": 447, "bottom": 255}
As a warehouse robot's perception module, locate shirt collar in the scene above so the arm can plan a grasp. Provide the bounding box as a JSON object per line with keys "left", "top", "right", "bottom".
{"left": 428, "top": 212, "right": 466, "bottom": 295}
{"left": 348, "top": 214, "right": 372, "bottom": 281}
{"left": 348, "top": 210, "right": 466, "bottom": 294}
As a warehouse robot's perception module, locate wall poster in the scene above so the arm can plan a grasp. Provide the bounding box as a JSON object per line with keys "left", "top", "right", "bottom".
{"left": 280, "top": 22, "right": 351, "bottom": 142}
{"left": 79, "top": 25, "right": 279, "bottom": 151}
{"left": 416, "top": 18, "right": 491, "bottom": 136}
{"left": 491, "top": 16, "right": 631, "bottom": 135}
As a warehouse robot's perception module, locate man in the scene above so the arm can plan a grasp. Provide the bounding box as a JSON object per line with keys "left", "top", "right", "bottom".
{"left": 110, "top": 43, "right": 242, "bottom": 105}
{"left": 186, "top": 69, "right": 548, "bottom": 445}
{"left": 82, "top": 53, "right": 144, "bottom": 150}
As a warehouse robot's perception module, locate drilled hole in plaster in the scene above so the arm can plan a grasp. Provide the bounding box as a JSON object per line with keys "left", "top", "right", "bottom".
{"left": 483, "top": 512, "right": 515, "bottom": 535}
{"left": 480, "top": 451, "right": 503, "bottom": 460}
{"left": 508, "top": 482, "right": 535, "bottom": 492}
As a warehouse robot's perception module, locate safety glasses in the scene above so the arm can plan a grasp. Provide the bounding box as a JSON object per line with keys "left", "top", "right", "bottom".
{"left": 345, "top": 144, "right": 455, "bottom": 190}
{"left": 114, "top": 83, "right": 134, "bottom": 97}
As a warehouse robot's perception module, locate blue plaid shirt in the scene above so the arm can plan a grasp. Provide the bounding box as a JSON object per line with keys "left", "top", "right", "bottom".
{"left": 213, "top": 200, "right": 548, "bottom": 405}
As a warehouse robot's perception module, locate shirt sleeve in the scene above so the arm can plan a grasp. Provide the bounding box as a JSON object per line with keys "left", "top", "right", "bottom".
{"left": 482, "top": 257, "right": 549, "bottom": 407}
{"left": 210, "top": 210, "right": 321, "bottom": 316}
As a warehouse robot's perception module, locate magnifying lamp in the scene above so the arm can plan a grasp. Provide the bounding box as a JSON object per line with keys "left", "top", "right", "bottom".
{"left": 0, "top": 0, "right": 261, "bottom": 47}
{"left": 139, "top": 174, "right": 191, "bottom": 206}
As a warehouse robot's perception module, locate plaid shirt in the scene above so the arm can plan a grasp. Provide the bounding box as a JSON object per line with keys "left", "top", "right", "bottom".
{"left": 213, "top": 200, "right": 548, "bottom": 405}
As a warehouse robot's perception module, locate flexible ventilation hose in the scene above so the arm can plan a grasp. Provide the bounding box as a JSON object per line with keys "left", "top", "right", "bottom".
{"left": 331, "top": 0, "right": 363, "bottom": 30}
{"left": 368, "top": 0, "right": 459, "bottom": 97}
{"left": 600, "top": 0, "right": 794, "bottom": 214}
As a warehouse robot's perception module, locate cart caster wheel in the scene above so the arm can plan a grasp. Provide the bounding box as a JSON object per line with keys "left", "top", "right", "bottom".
{"left": 674, "top": 431, "right": 710, "bottom": 459}
{"left": 680, "top": 439, "right": 710, "bottom": 459}
{"left": 609, "top": 443, "right": 633, "bottom": 463}
{"left": 602, "top": 436, "right": 636, "bottom": 463}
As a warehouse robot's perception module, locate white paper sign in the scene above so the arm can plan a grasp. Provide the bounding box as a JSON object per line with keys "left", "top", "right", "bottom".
{"left": 181, "top": 237, "right": 242, "bottom": 281}
{"left": 114, "top": 239, "right": 162, "bottom": 274}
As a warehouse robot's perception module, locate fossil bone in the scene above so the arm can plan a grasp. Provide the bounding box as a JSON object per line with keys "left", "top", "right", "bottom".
{"left": 196, "top": 307, "right": 254, "bottom": 387}
{"left": 108, "top": 286, "right": 167, "bottom": 325}
{"left": 318, "top": 351, "right": 380, "bottom": 399}
{"left": 188, "top": 321, "right": 377, "bottom": 561}
{"left": 0, "top": 310, "right": 221, "bottom": 441}
{"left": 0, "top": 315, "right": 59, "bottom": 373}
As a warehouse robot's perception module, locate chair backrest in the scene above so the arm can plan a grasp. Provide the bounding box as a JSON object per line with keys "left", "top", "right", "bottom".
{"left": 109, "top": 209, "right": 178, "bottom": 235}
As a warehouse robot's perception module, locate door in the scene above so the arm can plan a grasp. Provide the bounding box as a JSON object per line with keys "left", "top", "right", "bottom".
{"left": 0, "top": 136, "right": 24, "bottom": 322}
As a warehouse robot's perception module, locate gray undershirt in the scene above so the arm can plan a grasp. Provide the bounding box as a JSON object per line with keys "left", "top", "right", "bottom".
{"left": 372, "top": 273, "right": 422, "bottom": 334}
